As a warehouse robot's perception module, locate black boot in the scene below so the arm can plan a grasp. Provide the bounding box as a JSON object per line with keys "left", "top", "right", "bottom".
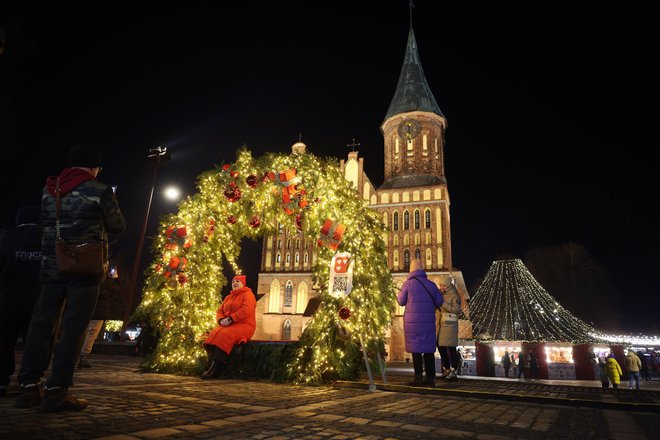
{"left": 422, "top": 353, "right": 436, "bottom": 387}
{"left": 407, "top": 353, "right": 424, "bottom": 386}
{"left": 201, "top": 348, "right": 229, "bottom": 379}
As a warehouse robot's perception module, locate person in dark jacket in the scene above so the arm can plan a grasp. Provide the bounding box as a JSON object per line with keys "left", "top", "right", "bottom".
{"left": 397, "top": 259, "right": 443, "bottom": 387}
{"left": 502, "top": 350, "right": 512, "bottom": 378}
{"left": 0, "top": 206, "right": 42, "bottom": 395}
{"left": 15, "top": 144, "right": 125, "bottom": 412}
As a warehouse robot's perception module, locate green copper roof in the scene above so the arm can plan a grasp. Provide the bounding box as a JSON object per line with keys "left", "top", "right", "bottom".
{"left": 384, "top": 29, "right": 443, "bottom": 122}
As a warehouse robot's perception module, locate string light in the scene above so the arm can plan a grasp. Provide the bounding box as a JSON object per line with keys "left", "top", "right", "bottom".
{"left": 134, "top": 148, "right": 394, "bottom": 381}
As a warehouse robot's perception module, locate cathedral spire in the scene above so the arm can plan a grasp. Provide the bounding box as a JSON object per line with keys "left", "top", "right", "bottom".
{"left": 383, "top": 28, "right": 443, "bottom": 122}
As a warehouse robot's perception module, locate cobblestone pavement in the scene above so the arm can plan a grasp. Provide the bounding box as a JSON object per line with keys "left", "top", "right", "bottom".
{"left": 1, "top": 354, "right": 658, "bottom": 440}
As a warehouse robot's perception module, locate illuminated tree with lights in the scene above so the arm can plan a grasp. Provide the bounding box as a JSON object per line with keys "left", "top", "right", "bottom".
{"left": 134, "top": 147, "right": 394, "bottom": 383}
{"left": 469, "top": 259, "right": 598, "bottom": 343}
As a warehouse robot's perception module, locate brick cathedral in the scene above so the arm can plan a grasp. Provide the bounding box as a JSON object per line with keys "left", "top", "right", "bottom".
{"left": 253, "top": 28, "right": 471, "bottom": 361}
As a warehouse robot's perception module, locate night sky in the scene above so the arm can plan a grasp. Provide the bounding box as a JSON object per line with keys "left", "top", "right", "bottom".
{"left": 2, "top": 2, "right": 658, "bottom": 333}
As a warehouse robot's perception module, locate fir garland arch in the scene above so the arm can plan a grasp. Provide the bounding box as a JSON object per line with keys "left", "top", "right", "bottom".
{"left": 135, "top": 147, "right": 394, "bottom": 384}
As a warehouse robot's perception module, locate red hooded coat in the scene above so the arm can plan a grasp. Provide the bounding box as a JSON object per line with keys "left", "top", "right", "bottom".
{"left": 204, "top": 286, "right": 256, "bottom": 355}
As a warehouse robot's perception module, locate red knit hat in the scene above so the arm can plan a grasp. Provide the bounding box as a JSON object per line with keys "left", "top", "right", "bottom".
{"left": 232, "top": 275, "right": 246, "bottom": 287}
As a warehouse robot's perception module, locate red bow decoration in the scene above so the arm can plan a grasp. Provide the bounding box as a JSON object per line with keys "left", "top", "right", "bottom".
{"left": 165, "top": 225, "right": 191, "bottom": 250}
{"left": 277, "top": 168, "right": 308, "bottom": 214}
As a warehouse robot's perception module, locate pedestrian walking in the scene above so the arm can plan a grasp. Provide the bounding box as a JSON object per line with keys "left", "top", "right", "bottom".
{"left": 529, "top": 351, "right": 539, "bottom": 379}
{"left": 437, "top": 274, "right": 461, "bottom": 381}
{"left": 517, "top": 350, "right": 527, "bottom": 379}
{"left": 639, "top": 351, "right": 651, "bottom": 381}
{"left": 625, "top": 349, "right": 642, "bottom": 390}
{"left": 397, "top": 259, "right": 443, "bottom": 387}
{"left": 0, "top": 206, "right": 42, "bottom": 396}
{"left": 597, "top": 357, "right": 609, "bottom": 388}
{"left": 606, "top": 353, "right": 623, "bottom": 389}
{"left": 201, "top": 274, "right": 257, "bottom": 379}
{"left": 15, "top": 144, "right": 125, "bottom": 412}
{"left": 502, "top": 350, "right": 512, "bottom": 378}
{"left": 456, "top": 348, "right": 464, "bottom": 375}
{"left": 511, "top": 351, "right": 519, "bottom": 378}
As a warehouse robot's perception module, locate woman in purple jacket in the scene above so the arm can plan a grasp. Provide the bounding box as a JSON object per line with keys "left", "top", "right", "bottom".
{"left": 397, "top": 259, "right": 444, "bottom": 386}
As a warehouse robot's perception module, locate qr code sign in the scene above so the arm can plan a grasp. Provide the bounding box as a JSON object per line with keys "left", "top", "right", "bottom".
{"left": 332, "top": 276, "right": 349, "bottom": 293}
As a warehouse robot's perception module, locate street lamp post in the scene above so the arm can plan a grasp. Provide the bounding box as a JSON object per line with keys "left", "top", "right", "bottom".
{"left": 122, "top": 146, "right": 171, "bottom": 337}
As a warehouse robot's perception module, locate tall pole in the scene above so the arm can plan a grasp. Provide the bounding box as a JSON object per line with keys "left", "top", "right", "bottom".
{"left": 122, "top": 147, "right": 169, "bottom": 337}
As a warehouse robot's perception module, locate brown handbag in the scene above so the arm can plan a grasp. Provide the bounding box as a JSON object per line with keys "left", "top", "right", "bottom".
{"left": 54, "top": 177, "right": 105, "bottom": 275}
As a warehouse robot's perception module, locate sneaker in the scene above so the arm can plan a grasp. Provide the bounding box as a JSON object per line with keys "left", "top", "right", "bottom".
{"left": 77, "top": 356, "right": 91, "bottom": 369}
{"left": 14, "top": 383, "right": 43, "bottom": 408}
{"left": 446, "top": 368, "right": 458, "bottom": 381}
{"left": 40, "top": 387, "right": 88, "bottom": 412}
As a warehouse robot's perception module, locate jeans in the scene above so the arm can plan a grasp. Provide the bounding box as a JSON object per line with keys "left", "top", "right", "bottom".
{"left": 18, "top": 282, "right": 100, "bottom": 388}
{"left": 629, "top": 371, "right": 640, "bottom": 390}
{"left": 80, "top": 320, "right": 105, "bottom": 356}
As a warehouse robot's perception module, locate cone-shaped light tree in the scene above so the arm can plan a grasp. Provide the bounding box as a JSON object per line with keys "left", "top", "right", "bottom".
{"left": 469, "top": 259, "right": 599, "bottom": 343}
{"left": 134, "top": 147, "right": 395, "bottom": 383}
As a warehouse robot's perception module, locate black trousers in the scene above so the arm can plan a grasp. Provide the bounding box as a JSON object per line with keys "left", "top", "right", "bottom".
{"left": 438, "top": 346, "right": 458, "bottom": 370}
{"left": 411, "top": 352, "right": 435, "bottom": 379}
{"left": 0, "top": 314, "right": 32, "bottom": 386}
{"left": 18, "top": 282, "right": 100, "bottom": 388}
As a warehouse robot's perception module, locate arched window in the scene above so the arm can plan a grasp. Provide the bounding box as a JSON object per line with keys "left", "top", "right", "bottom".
{"left": 393, "top": 235, "right": 399, "bottom": 246}
{"left": 393, "top": 250, "right": 399, "bottom": 269}
{"left": 277, "top": 239, "right": 282, "bottom": 249}
{"left": 284, "top": 280, "right": 293, "bottom": 307}
{"left": 414, "top": 209, "right": 420, "bottom": 229}
{"left": 265, "top": 251, "right": 272, "bottom": 269}
{"left": 425, "top": 248, "right": 432, "bottom": 268}
{"left": 276, "top": 253, "right": 281, "bottom": 263}
{"left": 425, "top": 209, "right": 431, "bottom": 228}
{"left": 282, "top": 319, "right": 292, "bottom": 340}
{"left": 296, "top": 282, "right": 308, "bottom": 314}
{"left": 414, "top": 233, "right": 420, "bottom": 246}
{"left": 287, "top": 239, "right": 291, "bottom": 249}
{"left": 404, "top": 234, "right": 409, "bottom": 246}
{"left": 286, "top": 253, "right": 290, "bottom": 263}
{"left": 425, "top": 232, "right": 431, "bottom": 245}
{"left": 393, "top": 211, "right": 399, "bottom": 231}
{"left": 404, "top": 250, "right": 410, "bottom": 271}
{"left": 268, "top": 280, "right": 280, "bottom": 313}
{"left": 415, "top": 248, "right": 421, "bottom": 260}
{"left": 278, "top": 222, "right": 283, "bottom": 233}
{"left": 404, "top": 210, "right": 410, "bottom": 230}
{"left": 295, "top": 253, "right": 300, "bottom": 263}
{"left": 296, "top": 239, "right": 300, "bottom": 249}
{"left": 304, "top": 253, "right": 309, "bottom": 263}
{"left": 382, "top": 212, "right": 388, "bottom": 228}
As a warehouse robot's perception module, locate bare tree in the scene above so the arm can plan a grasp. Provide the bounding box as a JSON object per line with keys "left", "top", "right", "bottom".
{"left": 523, "top": 242, "right": 621, "bottom": 332}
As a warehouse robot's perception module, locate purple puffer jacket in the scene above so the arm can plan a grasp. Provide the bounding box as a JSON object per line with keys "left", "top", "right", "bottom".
{"left": 397, "top": 270, "right": 444, "bottom": 353}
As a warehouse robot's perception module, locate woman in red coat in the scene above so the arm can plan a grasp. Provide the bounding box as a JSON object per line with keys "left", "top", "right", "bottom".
{"left": 201, "top": 275, "right": 256, "bottom": 379}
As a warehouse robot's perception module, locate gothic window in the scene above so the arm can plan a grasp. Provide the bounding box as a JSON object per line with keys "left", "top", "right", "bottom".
{"left": 268, "top": 280, "right": 280, "bottom": 313}
{"left": 425, "top": 248, "right": 433, "bottom": 268}
{"left": 286, "top": 253, "right": 290, "bottom": 263}
{"left": 277, "top": 239, "right": 282, "bottom": 249}
{"left": 415, "top": 248, "right": 421, "bottom": 260}
{"left": 425, "top": 232, "right": 431, "bottom": 245}
{"left": 404, "top": 234, "right": 409, "bottom": 246}
{"left": 304, "top": 253, "right": 309, "bottom": 263}
{"left": 296, "top": 282, "right": 308, "bottom": 314}
{"left": 284, "top": 280, "right": 293, "bottom": 307}
{"left": 392, "top": 193, "right": 400, "bottom": 203}
{"left": 404, "top": 210, "right": 410, "bottom": 230}
{"left": 393, "top": 235, "right": 399, "bottom": 246}
{"left": 282, "top": 319, "right": 292, "bottom": 340}
{"left": 276, "top": 253, "right": 281, "bottom": 263}
{"left": 404, "top": 250, "right": 410, "bottom": 271}
{"left": 287, "top": 239, "right": 291, "bottom": 249}
{"left": 414, "top": 233, "right": 420, "bottom": 246}
{"left": 425, "top": 209, "right": 431, "bottom": 228}
{"left": 393, "top": 250, "right": 399, "bottom": 269}
{"left": 296, "top": 239, "right": 300, "bottom": 249}
{"left": 295, "top": 253, "right": 300, "bottom": 263}
{"left": 265, "top": 251, "right": 272, "bottom": 269}
{"left": 393, "top": 211, "right": 399, "bottom": 231}
{"left": 278, "top": 222, "right": 283, "bottom": 233}
{"left": 414, "top": 209, "right": 420, "bottom": 229}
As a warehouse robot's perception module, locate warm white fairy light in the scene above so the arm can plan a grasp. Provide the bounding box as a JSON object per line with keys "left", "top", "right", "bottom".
{"left": 134, "top": 147, "right": 394, "bottom": 381}
{"left": 469, "top": 259, "right": 598, "bottom": 342}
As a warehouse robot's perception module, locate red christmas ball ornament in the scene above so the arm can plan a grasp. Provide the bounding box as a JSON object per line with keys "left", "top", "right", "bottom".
{"left": 249, "top": 215, "right": 261, "bottom": 228}
{"left": 246, "top": 174, "right": 258, "bottom": 188}
{"left": 177, "top": 273, "right": 188, "bottom": 285}
{"left": 227, "top": 215, "right": 237, "bottom": 224}
{"left": 339, "top": 307, "right": 351, "bottom": 320}
{"left": 224, "top": 187, "right": 241, "bottom": 202}
{"left": 202, "top": 236, "right": 208, "bottom": 242}
{"left": 295, "top": 213, "right": 303, "bottom": 231}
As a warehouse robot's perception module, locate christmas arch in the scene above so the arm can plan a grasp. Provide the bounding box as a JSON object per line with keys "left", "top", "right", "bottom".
{"left": 135, "top": 147, "right": 394, "bottom": 384}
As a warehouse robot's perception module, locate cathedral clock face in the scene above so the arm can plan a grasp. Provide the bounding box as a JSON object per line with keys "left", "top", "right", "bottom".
{"left": 397, "top": 119, "right": 421, "bottom": 140}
